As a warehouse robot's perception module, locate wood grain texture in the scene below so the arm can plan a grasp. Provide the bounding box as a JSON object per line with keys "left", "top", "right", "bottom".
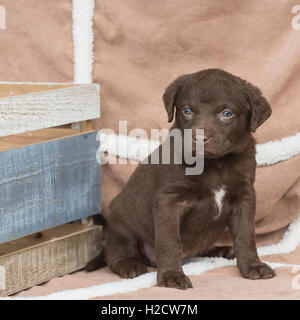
{"left": 0, "top": 224, "right": 102, "bottom": 296}
{"left": 0, "top": 131, "right": 101, "bottom": 244}
{"left": 0, "top": 84, "right": 100, "bottom": 137}
{"left": 80, "top": 120, "right": 93, "bottom": 132}
{"left": 0, "top": 83, "right": 74, "bottom": 98}
{"left": 0, "top": 128, "right": 81, "bottom": 152}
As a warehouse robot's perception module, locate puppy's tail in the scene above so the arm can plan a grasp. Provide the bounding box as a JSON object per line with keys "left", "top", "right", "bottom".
{"left": 86, "top": 213, "right": 107, "bottom": 272}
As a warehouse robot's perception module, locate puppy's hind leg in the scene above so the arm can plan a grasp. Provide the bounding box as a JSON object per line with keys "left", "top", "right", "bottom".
{"left": 86, "top": 251, "right": 107, "bottom": 271}
{"left": 105, "top": 223, "right": 148, "bottom": 279}
{"left": 86, "top": 214, "right": 108, "bottom": 272}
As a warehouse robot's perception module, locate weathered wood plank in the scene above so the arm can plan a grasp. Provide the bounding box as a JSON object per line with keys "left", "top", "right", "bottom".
{"left": 0, "top": 128, "right": 81, "bottom": 152}
{"left": 0, "top": 83, "right": 73, "bottom": 99}
{"left": 80, "top": 120, "right": 93, "bottom": 132}
{"left": 0, "top": 224, "right": 102, "bottom": 296}
{"left": 0, "top": 131, "right": 101, "bottom": 244}
{"left": 0, "top": 84, "right": 100, "bottom": 137}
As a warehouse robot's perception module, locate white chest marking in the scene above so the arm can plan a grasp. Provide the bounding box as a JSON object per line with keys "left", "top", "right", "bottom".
{"left": 213, "top": 186, "right": 226, "bottom": 219}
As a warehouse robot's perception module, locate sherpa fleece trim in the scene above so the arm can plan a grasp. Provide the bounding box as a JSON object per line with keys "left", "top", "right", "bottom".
{"left": 72, "top": 0, "right": 95, "bottom": 84}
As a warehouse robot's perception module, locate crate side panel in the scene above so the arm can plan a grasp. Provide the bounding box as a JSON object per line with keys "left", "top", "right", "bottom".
{"left": 0, "top": 225, "right": 101, "bottom": 296}
{"left": 0, "top": 132, "right": 101, "bottom": 243}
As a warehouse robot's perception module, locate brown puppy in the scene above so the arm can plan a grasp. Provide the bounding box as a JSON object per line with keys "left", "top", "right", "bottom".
{"left": 87, "top": 69, "right": 276, "bottom": 289}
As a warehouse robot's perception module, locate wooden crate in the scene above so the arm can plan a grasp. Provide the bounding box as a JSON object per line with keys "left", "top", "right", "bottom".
{"left": 0, "top": 83, "right": 100, "bottom": 137}
{"left": 0, "top": 83, "right": 101, "bottom": 295}
{"left": 0, "top": 128, "right": 101, "bottom": 244}
{"left": 0, "top": 224, "right": 102, "bottom": 296}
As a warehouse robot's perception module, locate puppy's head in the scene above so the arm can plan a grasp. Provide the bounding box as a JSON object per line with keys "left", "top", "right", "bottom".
{"left": 163, "top": 69, "right": 271, "bottom": 158}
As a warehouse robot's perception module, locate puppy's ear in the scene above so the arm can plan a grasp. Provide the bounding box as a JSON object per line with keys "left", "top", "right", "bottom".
{"left": 163, "top": 75, "right": 185, "bottom": 123}
{"left": 245, "top": 83, "right": 272, "bottom": 132}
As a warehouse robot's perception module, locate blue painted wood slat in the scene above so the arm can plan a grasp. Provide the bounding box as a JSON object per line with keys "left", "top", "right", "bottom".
{"left": 0, "top": 131, "right": 101, "bottom": 244}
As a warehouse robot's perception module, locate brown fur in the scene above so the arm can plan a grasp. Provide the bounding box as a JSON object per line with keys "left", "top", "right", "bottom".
{"left": 87, "top": 69, "right": 276, "bottom": 289}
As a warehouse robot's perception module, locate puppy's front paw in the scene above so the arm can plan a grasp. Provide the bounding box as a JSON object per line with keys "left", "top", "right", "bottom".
{"left": 157, "top": 271, "right": 193, "bottom": 290}
{"left": 239, "top": 261, "right": 276, "bottom": 280}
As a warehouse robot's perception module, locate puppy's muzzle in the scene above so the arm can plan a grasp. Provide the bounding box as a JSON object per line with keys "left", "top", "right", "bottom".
{"left": 193, "top": 134, "right": 211, "bottom": 145}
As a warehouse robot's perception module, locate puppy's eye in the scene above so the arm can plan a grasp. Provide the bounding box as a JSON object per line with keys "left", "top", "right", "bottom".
{"left": 182, "top": 106, "right": 192, "bottom": 115}
{"left": 221, "top": 110, "right": 234, "bottom": 118}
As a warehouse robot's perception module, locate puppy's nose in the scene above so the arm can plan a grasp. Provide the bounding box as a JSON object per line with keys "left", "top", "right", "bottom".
{"left": 194, "top": 134, "right": 211, "bottom": 144}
